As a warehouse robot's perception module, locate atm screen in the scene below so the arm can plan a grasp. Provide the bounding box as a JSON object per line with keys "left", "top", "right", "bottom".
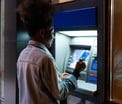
{"left": 69, "top": 49, "right": 90, "bottom": 69}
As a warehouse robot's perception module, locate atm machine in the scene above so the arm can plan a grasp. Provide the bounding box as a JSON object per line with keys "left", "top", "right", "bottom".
{"left": 54, "top": 4, "right": 98, "bottom": 104}
{"left": 55, "top": 30, "right": 97, "bottom": 84}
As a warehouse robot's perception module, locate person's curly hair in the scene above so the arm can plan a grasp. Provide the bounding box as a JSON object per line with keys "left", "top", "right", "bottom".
{"left": 16, "top": 0, "right": 54, "bottom": 37}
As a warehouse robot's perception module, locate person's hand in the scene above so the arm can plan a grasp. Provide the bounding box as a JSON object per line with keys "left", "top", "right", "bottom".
{"left": 75, "top": 59, "right": 86, "bottom": 74}
{"left": 61, "top": 72, "right": 70, "bottom": 80}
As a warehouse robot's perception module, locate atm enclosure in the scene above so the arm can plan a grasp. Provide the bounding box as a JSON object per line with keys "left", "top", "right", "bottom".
{"left": 53, "top": 1, "right": 107, "bottom": 103}
{"left": 54, "top": 7, "right": 97, "bottom": 102}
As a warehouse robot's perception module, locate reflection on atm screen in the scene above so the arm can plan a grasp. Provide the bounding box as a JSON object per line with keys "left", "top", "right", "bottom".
{"left": 69, "top": 49, "right": 90, "bottom": 69}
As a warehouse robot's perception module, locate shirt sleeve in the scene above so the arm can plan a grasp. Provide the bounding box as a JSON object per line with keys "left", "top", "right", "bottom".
{"left": 40, "top": 56, "right": 78, "bottom": 100}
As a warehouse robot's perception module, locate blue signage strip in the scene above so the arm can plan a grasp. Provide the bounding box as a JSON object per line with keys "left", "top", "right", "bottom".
{"left": 54, "top": 7, "right": 96, "bottom": 29}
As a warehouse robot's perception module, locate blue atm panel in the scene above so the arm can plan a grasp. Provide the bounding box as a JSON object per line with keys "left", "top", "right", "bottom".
{"left": 54, "top": 7, "right": 96, "bottom": 29}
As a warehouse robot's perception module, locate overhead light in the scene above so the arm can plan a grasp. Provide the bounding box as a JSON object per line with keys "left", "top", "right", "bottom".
{"left": 58, "top": 30, "right": 97, "bottom": 37}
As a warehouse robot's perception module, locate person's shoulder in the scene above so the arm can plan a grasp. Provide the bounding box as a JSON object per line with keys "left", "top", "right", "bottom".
{"left": 18, "top": 47, "right": 28, "bottom": 57}
{"left": 34, "top": 48, "right": 49, "bottom": 58}
{"left": 33, "top": 48, "right": 53, "bottom": 63}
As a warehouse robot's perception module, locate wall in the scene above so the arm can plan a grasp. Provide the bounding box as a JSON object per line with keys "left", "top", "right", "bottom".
{"left": 55, "top": 32, "right": 71, "bottom": 72}
{"left": 2, "top": 0, "right": 17, "bottom": 104}
{"left": 111, "top": 0, "right": 122, "bottom": 103}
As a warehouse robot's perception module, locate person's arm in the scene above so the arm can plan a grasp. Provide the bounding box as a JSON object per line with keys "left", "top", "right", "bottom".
{"left": 40, "top": 56, "right": 76, "bottom": 100}
{"left": 40, "top": 56, "right": 59, "bottom": 100}
{"left": 72, "top": 59, "right": 86, "bottom": 79}
{"left": 40, "top": 56, "right": 86, "bottom": 100}
{"left": 59, "top": 59, "right": 86, "bottom": 99}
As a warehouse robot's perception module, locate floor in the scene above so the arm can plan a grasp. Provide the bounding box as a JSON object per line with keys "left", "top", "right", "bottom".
{"left": 67, "top": 95, "right": 94, "bottom": 104}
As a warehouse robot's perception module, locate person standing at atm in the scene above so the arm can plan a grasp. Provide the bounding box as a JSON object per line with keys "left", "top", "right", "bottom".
{"left": 16, "top": 0, "right": 86, "bottom": 104}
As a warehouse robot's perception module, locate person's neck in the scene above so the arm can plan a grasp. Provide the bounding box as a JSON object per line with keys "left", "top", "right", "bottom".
{"left": 31, "top": 38, "right": 50, "bottom": 49}
{"left": 31, "top": 37, "right": 43, "bottom": 43}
